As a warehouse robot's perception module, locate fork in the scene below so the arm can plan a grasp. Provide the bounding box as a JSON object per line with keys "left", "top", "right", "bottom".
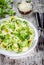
{"left": 34, "top": 12, "right": 44, "bottom": 50}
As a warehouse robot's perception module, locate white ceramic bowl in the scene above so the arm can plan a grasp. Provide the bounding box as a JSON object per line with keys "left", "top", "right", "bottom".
{"left": 0, "top": 17, "right": 38, "bottom": 59}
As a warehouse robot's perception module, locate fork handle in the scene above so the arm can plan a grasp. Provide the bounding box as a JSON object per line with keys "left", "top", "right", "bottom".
{"left": 43, "top": 13, "right": 44, "bottom": 28}
{"left": 36, "top": 12, "right": 42, "bottom": 28}
{"left": 34, "top": 12, "right": 42, "bottom": 28}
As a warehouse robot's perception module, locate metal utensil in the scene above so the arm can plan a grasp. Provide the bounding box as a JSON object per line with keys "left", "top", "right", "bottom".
{"left": 34, "top": 12, "right": 44, "bottom": 51}
{"left": 34, "top": 12, "right": 44, "bottom": 32}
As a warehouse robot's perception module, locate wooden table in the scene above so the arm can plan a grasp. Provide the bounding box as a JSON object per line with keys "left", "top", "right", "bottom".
{"left": 0, "top": 0, "right": 44, "bottom": 65}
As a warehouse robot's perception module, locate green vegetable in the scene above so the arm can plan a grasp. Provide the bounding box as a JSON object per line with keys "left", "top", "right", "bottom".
{"left": 19, "top": 30, "right": 29, "bottom": 40}
{"left": 8, "top": 10, "right": 16, "bottom": 16}
{"left": 26, "top": 0, "right": 32, "bottom": 3}
{"left": 1, "top": 25, "right": 6, "bottom": 30}
{"left": 19, "top": 40, "right": 28, "bottom": 48}
{"left": 8, "top": 22, "right": 15, "bottom": 30}
{"left": 0, "top": 0, "right": 16, "bottom": 18}
{"left": 0, "top": 35, "right": 5, "bottom": 39}
{"left": 0, "top": 31, "right": 5, "bottom": 39}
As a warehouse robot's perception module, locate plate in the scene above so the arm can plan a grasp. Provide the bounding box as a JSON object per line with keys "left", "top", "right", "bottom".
{"left": 0, "top": 16, "right": 38, "bottom": 59}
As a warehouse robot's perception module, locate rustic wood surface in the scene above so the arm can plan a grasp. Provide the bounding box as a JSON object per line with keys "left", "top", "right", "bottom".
{"left": 0, "top": 0, "right": 44, "bottom": 65}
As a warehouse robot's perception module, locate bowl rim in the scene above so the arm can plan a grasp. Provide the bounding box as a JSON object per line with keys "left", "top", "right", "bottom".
{"left": 0, "top": 16, "right": 38, "bottom": 59}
